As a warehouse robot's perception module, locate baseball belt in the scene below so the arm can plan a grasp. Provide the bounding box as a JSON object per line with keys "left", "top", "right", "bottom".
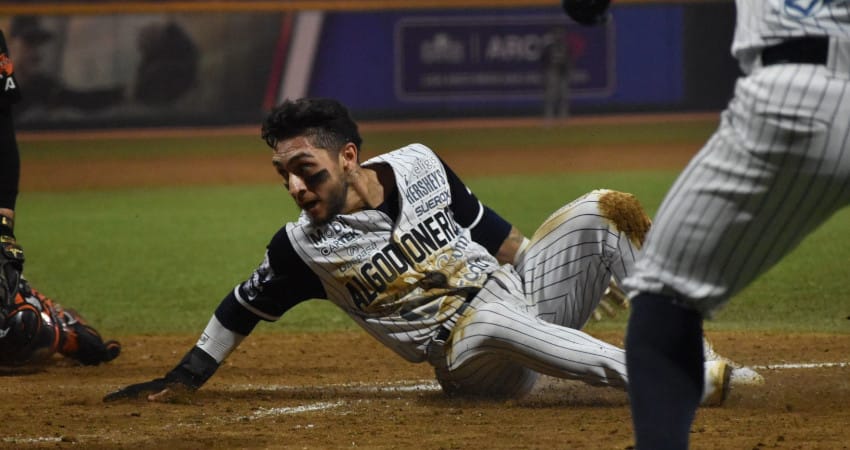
{"left": 433, "top": 288, "right": 479, "bottom": 345}
{"left": 762, "top": 36, "right": 829, "bottom": 66}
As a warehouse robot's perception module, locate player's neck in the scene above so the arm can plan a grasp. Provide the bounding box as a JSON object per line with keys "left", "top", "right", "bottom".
{"left": 345, "top": 165, "right": 387, "bottom": 212}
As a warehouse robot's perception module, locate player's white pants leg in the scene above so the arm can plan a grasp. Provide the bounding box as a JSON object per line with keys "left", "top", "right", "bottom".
{"left": 429, "top": 266, "right": 629, "bottom": 398}
{"left": 623, "top": 65, "right": 850, "bottom": 316}
{"left": 515, "top": 189, "right": 649, "bottom": 329}
{"left": 429, "top": 190, "right": 650, "bottom": 398}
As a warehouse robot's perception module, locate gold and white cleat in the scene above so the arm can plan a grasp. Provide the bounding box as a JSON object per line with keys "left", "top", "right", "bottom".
{"left": 701, "top": 359, "right": 733, "bottom": 407}
{"left": 704, "top": 336, "right": 765, "bottom": 387}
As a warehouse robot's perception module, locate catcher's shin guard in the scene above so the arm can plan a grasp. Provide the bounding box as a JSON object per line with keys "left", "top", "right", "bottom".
{"left": 0, "top": 286, "right": 62, "bottom": 365}
{"left": 0, "top": 280, "right": 121, "bottom": 366}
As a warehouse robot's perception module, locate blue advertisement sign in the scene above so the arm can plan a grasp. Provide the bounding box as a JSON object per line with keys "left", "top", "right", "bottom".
{"left": 394, "top": 15, "right": 614, "bottom": 101}
{"left": 311, "top": 6, "right": 683, "bottom": 117}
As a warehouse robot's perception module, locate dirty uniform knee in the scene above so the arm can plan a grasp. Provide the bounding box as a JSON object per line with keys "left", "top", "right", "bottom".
{"left": 595, "top": 190, "right": 652, "bottom": 249}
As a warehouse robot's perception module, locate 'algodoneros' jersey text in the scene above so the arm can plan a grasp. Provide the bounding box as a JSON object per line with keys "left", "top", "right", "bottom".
{"left": 286, "top": 144, "right": 500, "bottom": 362}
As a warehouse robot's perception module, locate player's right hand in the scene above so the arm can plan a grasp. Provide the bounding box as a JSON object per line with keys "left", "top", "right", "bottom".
{"left": 103, "top": 378, "right": 188, "bottom": 402}
{"left": 105, "top": 347, "right": 217, "bottom": 402}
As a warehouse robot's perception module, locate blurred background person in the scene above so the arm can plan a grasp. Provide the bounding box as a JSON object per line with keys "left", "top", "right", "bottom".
{"left": 133, "top": 21, "right": 199, "bottom": 106}
{"left": 540, "top": 26, "right": 571, "bottom": 124}
{"left": 6, "top": 16, "right": 126, "bottom": 120}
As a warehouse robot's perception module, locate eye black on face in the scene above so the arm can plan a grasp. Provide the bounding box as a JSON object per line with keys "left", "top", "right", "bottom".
{"left": 303, "top": 169, "right": 330, "bottom": 188}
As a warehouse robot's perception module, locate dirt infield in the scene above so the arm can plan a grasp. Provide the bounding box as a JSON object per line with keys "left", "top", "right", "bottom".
{"left": 4, "top": 332, "right": 850, "bottom": 449}
{"left": 6, "top": 118, "right": 850, "bottom": 449}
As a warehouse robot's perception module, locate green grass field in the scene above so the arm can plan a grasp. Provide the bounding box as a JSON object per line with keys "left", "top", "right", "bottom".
{"left": 14, "top": 120, "right": 850, "bottom": 336}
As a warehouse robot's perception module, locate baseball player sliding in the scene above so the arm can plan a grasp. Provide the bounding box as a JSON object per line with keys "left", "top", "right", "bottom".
{"left": 561, "top": 0, "right": 850, "bottom": 448}
{"left": 104, "top": 97, "right": 739, "bottom": 403}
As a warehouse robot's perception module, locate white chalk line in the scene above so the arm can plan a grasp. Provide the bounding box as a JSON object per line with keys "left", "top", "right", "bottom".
{"left": 2, "top": 436, "right": 64, "bottom": 444}
{"left": 231, "top": 379, "right": 440, "bottom": 394}
{"left": 241, "top": 401, "right": 347, "bottom": 420}
{"left": 229, "top": 380, "right": 441, "bottom": 421}
{"left": 752, "top": 361, "right": 850, "bottom": 370}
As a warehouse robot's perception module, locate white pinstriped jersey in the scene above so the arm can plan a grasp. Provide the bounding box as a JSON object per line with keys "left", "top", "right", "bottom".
{"left": 734, "top": 0, "right": 850, "bottom": 73}
{"left": 286, "top": 144, "right": 499, "bottom": 362}
{"left": 623, "top": 1, "right": 850, "bottom": 317}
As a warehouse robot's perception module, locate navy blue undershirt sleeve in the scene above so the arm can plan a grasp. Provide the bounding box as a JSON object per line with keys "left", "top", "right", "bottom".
{"left": 214, "top": 226, "right": 326, "bottom": 334}
{"left": 214, "top": 292, "right": 261, "bottom": 335}
{"left": 440, "top": 158, "right": 511, "bottom": 256}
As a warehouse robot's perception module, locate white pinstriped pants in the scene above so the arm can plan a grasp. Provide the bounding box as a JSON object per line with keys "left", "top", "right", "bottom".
{"left": 429, "top": 190, "right": 643, "bottom": 398}
{"left": 623, "top": 63, "right": 850, "bottom": 317}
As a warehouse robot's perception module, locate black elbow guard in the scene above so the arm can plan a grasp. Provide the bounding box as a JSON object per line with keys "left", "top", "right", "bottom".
{"left": 165, "top": 346, "right": 220, "bottom": 390}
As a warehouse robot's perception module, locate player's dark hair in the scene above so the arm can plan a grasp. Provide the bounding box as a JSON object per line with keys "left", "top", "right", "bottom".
{"left": 261, "top": 98, "right": 363, "bottom": 158}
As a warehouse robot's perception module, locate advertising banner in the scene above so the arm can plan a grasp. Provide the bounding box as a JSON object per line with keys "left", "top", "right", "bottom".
{"left": 0, "top": 3, "right": 723, "bottom": 128}
{"left": 394, "top": 15, "right": 614, "bottom": 101}
{"left": 309, "top": 6, "right": 684, "bottom": 118}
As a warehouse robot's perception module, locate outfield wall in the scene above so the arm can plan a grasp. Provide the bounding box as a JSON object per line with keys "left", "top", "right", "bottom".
{"left": 1, "top": 1, "right": 737, "bottom": 129}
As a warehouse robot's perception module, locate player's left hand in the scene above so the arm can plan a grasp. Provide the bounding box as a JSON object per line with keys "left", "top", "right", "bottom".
{"left": 103, "top": 377, "right": 192, "bottom": 402}
{"left": 103, "top": 378, "right": 169, "bottom": 401}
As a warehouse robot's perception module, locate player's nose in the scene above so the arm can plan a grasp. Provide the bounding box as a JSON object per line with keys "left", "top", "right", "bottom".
{"left": 288, "top": 174, "right": 307, "bottom": 195}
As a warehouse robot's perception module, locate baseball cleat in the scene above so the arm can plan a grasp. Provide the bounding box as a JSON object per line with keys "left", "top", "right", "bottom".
{"left": 701, "top": 359, "right": 732, "bottom": 407}
{"left": 703, "top": 336, "right": 765, "bottom": 386}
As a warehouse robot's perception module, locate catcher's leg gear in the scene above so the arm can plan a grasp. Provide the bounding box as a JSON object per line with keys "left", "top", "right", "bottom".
{"left": 0, "top": 279, "right": 120, "bottom": 366}
{"left": 26, "top": 284, "right": 122, "bottom": 365}
{"left": 0, "top": 282, "right": 60, "bottom": 365}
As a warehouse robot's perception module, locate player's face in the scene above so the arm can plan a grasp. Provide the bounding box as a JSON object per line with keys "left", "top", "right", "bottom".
{"left": 272, "top": 136, "right": 349, "bottom": 226}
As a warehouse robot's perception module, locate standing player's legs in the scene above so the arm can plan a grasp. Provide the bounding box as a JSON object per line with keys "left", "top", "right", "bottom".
{"left": 515, "top": 189, "right": 650, "bottom": 330}
{"left": 624, "top": 64, "right": 850, "bottom": 449}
